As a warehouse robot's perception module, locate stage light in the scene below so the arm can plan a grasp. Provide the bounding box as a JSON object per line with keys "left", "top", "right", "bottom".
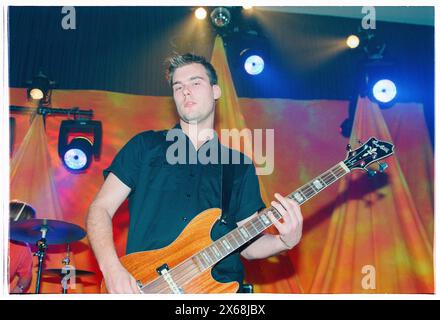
{"left": 361, "top": 58, "right": 398, "bottom": 107}
{"left": 63, "top": 137, "right": 93, "bottom": 171}
{"left": 195, "top": 7, "right": 207, "bottom": 20}
{"left": 58, "top": 120, "right": 102, "bottom": 172}
{"left": 243, "top": 6, "right": 253, "bottom": 10}
{"left": 372, "top": 79, "right": 397, "bottom": 104}
{"left": 210, "top": 7, "right": 231, "bottom": 28}
{"left": 239, "top": 47, "right": 266, "bottom": 75}
{"left": 346, "top": 35, "right": 360, "bottom": 49}
{"left": 26, "top": 72, "right": 54, "bottom": 105}
{"left": 244, "top": 54, "right": 265, "bottom": 75}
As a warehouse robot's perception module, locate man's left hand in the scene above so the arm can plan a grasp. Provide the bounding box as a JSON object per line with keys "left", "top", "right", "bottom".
{"left": 268, "top": 193, "right": 303, "bottom": 249}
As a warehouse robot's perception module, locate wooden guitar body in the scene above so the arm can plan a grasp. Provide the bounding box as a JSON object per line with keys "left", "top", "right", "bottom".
{"left": 101, "top": 208, "right": 239, "bottom": 293}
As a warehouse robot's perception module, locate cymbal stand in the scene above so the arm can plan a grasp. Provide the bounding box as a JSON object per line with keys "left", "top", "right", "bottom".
{"left": 61, "top": 243, "right": 71, "bottom": 294}
{"left": 35, "top": 226, "right": 48, "bottom": 294}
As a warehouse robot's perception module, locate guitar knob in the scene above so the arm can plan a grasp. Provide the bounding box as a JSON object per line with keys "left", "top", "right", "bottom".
{"left": 379, "top": 162, "right": 388, "bottom": 172}
{"left": 367, "top": 169, "right": 377, "bottom": 177}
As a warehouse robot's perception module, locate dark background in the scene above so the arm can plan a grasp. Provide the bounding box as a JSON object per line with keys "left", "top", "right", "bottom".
{"left": 8, "top": 6, "right": 434, "bottom": 145}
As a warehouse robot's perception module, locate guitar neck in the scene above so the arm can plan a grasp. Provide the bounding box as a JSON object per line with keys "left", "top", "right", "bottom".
{"left": 193, "top": 161, "right": 351, "bottom": 270}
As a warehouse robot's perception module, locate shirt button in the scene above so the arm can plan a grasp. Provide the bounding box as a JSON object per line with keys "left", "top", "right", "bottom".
{"left": 186, "top": 193, "right": 191, "bottom": 198}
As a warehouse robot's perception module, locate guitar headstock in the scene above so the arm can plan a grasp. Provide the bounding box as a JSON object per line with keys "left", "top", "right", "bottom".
{"left": 344, "top": 137, "right": 394, "bottom": 173}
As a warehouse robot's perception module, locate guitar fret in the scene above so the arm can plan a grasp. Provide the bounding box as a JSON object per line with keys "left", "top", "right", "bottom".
{"left": 303, "top": 184, "right": 317, "bottom": 197}
{"left": 227, "top": 234, "right": 239, "bottom": 249}
{"left": 312, "top": 178, "right": 325, "bottom": 190}
{"left": 332, "top": 165, "right": 345, "bottom": 178}
{"left": 246, "top": 222, "right": 258, "bottom": 237}
{"left": 292, "top": 190, "right": 305, "bottom": 203}
{"left": 321, "top": 172, "right": 335, "bottom": 184}
{"left": 309, "top": 182, "right": 319, "bottom": 192}
{"left": 239, "top": 227, "right": 250, "bottom": 240}
{"left": 298, "top": 188, "right": 310, "bottom": 200}
{"left": 233, "top": 229, "right": 246, "bottom": 246}
{"left": 208, "top": 246, "right": 218, "bottom": 263}
{"left": 233, "top": 232, "right": 243, "bottom": 247}
{"left": 221, "top": 238, "right": 232, "bottom": 251}
{"left": 208, "top": 247, "right": 218, "bottom": 263}
{"left": 260, "top": 213, "right": 271, "bottom": 226}
{"left": 254, "top": 217, "right": 263, "bottom": 233}
{"left": 202, "top": 250, "right": 213, "bottom": 265}
{"left": 198, "top": 253, "right": 208, "bottom": 269}
{"left": 301, "top": 184, "right": 315, "bottom": 198}
{"left": 270, "top": 207, "right": 282, "bottom": 220}
{"left": 253, "top": 218, "right": 264, "bottom": 232}
{"left": 328, "top": 169, "right": 338, "bottom": 179}
{"left": 217, "top": 240, "right": 228, "bottom": 256}
{"left": 193, "top": 254, "right": 204, "bottom": 271}
{"left": 211, "top": 244, "right": 222, "bottom": 259}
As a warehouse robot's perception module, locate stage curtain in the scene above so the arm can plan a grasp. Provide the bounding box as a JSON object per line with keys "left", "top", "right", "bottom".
{"left": 308, "top": 97, "right": 433, "bottom": 293}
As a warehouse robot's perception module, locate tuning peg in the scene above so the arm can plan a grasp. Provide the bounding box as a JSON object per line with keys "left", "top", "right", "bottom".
{"left": 367, "top": 169, "right": 377, "bottom": 177}
{"left": 378, "top": 162, "right": 388, "bottom": 172}
{"left": 346, "top": 144, "right": 352, "bottom": 152}
{"left": 358, "top": 140, "right": 363, "bottom": 145}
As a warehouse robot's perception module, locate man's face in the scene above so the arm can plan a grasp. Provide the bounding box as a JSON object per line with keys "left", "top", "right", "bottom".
{"left": 172, "top": 63, "right": 221, "bottom": 124}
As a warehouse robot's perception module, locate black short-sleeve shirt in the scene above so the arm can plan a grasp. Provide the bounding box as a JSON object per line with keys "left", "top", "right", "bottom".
{"left": 104, "top": 124, "right": 265, "bottom": 291}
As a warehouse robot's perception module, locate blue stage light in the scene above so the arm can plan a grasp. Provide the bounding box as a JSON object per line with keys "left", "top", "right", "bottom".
{"left": 372, "top": 79, "right": 397, "bottom": 103}
{"left": 244, "top": 55, "right": 265, "bottom": 75}
{"left": 62, "top": 137, "right": 93, "bottom": 171}
{"left": 58, "top": 120, "right": 102, "bottom": 173}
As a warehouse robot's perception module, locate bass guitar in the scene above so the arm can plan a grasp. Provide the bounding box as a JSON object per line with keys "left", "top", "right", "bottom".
{"left": 101, "top": 137, "right": 394, "bottom": 293}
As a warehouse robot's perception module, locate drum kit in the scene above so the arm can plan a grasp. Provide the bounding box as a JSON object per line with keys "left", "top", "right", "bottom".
{"left": 9, "top": 201, "right": 95, "bottom": 294}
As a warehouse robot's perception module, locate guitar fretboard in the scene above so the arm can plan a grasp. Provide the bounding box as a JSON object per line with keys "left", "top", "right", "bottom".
{"left": 193, "top": 161, "right": 350, "bottom": 271}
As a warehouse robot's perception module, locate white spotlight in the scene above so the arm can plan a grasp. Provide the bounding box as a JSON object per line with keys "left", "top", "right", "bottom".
{"left": 195, "top": 7, "right": 207, "bottom": 20}
{"left": 346, "top": 35, "right": 360, "bottom": 49}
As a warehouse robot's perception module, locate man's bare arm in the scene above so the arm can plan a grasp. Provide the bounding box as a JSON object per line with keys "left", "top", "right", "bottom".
{"left": 86, "top": 173, "right": 139, "bottom": 293}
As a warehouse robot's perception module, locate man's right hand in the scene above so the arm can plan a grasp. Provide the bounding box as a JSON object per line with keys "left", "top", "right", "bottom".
{"left": 103, "top": 265, "right": 140, "bottom": 294}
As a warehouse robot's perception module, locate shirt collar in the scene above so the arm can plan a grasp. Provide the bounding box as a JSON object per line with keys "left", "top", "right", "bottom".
{"left": 170, "top": 123, "right": 219, "bottom": 146}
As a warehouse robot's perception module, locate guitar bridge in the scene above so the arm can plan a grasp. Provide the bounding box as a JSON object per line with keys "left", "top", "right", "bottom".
{"left": 156, "top": 263, "right": 169, "bottom": 275}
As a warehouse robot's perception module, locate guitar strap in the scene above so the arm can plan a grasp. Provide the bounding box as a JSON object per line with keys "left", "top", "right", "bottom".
{"left": 220, "top": 163, "right": 235, "bottom": 225}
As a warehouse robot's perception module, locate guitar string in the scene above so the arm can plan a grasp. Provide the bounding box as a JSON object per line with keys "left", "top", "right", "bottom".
{"left": 141, "top": 163, "right": 348, "bottom": 293}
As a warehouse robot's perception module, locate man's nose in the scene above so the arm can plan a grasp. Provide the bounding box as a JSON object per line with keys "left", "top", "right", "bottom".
{"left": 182, "top": 85, "right": 191, "bottom": 96}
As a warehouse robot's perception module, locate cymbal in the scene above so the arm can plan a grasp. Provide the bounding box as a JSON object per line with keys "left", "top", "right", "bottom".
{"left": 9, "top": 218, "right": 86, "bottom": 244}
{"left": 9, "top": 200, "right": 36, "bottom": 221}
{"left": 43, "top": 268, "right": 95, "bottom": 277}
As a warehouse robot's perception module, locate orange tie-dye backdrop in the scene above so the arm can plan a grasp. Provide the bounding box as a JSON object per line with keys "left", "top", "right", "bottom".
{"left": 9, "top": 37, "right": 433, "bottom": 294}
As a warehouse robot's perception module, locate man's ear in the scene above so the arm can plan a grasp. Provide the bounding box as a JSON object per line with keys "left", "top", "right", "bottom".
{"left": 213, "top": 84, "right": 221, "bottom": 100}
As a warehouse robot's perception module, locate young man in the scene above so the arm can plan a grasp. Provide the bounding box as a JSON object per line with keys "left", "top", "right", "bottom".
{"left": 86, "top": 53, "right": 303, "bottom": 293}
